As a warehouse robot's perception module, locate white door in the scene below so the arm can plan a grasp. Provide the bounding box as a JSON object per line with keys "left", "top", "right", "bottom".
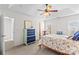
{"left": 0, "top": 15, "right": 4, "bottom": 55}
{"left": 4, "top": 17, "right": 14, "bottom": 41}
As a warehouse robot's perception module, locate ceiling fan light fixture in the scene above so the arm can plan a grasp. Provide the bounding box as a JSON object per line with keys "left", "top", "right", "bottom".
{"left": 44, "top": 12, "right": 49, "bottom": 16}
{"left": 47, "top": 5, "right": 52, "bottom": 11}
{"left": 38, "top": 4, "right": 58, "bottom": 16}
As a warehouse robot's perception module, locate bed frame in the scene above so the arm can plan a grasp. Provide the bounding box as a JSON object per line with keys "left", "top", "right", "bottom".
{"left": 38, "top": 44, "right": 70, "bottom": 55}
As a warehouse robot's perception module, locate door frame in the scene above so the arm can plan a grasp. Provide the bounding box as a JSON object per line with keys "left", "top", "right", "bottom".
{"left": 0, "top": 15, "right": 5, "bottom": 55}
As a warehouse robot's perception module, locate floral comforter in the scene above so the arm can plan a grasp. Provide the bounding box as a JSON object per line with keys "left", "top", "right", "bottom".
{"left": 39, "top": 35, "right": 79, "bottom": 55}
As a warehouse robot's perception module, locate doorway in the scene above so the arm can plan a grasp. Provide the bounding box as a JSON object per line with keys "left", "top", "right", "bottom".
{"left": 3, "top": 17, "right": 14, "bottom": 51}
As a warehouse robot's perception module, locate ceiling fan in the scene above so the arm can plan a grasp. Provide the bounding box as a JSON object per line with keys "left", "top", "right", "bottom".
{"left": 38, "top": 4, "right": 58, "bottom": 16}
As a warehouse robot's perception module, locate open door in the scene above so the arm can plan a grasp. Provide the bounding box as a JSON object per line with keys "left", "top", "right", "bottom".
{"left": 3, "top": 17, "right": 14, "bottom": 51}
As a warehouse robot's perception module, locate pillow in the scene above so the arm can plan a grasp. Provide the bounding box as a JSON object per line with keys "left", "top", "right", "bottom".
{"left": 74, "top": 31, "right": 79, "bottom": 36}
{"left": 56, "top": 31, "right": 63, "bottom": 35}
{"left": 67, "top": 36, "right": 72, "bottom": 39}
{"left": 72, "top": 31, "right": 79, "bottom": 41}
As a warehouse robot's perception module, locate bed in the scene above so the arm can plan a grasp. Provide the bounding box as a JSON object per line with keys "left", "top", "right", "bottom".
{"left": 38, "top": 34, "right": 79, "bottom": 55}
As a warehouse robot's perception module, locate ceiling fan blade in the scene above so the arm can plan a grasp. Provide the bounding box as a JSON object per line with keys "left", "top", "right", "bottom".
{"left": 49, "top": 10, "right": 58, "bottom": 12}
{"left": 37, "top": 9, "right": 44, "bottom": 11}
{"left": 40, "top": 12, "right": 51, "bottom": 16}
{"left": 40, "top": 13, "right": 44, "bottom": 15}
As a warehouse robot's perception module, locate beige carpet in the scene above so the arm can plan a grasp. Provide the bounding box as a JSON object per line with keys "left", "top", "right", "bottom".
{"left": 5, "top": 41, "right": 60, "bottom": 55}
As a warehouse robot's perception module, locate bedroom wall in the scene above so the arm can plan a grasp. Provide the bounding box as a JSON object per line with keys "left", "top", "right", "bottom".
{"left": 0, "top": 9, "right": 41, "bottom": 47}
{"left": 45, "top": 14, "right": 79, "bottom": 36}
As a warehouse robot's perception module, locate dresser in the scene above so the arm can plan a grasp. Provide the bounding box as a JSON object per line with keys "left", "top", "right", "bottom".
{"left": 24, "top": 28, "right": 36, "bottom": 45}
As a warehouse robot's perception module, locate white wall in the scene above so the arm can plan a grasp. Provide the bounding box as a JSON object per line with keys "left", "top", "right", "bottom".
{"left": 0, "top": 9, "right": 41, "bottom": 46}
{"left": 45, "top": 14, "right": 79, "bottom": 36}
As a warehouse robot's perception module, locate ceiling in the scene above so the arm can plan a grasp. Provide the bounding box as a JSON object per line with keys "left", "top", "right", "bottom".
{"left": 0, "top": 4, "right": 79, "bottom": 19}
